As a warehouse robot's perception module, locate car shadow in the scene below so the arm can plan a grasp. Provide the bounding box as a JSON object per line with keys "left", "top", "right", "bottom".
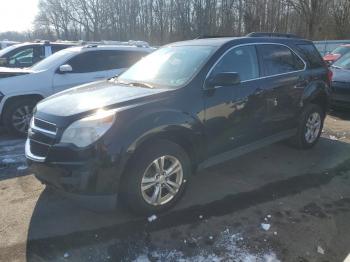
{"left": 25, "top": 137, "right": 350, "bottom": 260}
{"left": 329, "top": 109, "right": 350, "bottom": 121}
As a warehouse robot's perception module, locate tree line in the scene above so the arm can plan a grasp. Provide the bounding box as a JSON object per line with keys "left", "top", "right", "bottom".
{"left": 2, "top": 0, "right": 350, "bottom": 44}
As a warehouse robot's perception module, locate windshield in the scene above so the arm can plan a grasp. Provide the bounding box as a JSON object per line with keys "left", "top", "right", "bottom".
{"left": 117, "top": 45, "right": 216, "bottom": 88}
{"left": 333, "top": 51, "right": 350, "bottom": 69}
{"left": 331, "top": 46, "right": 350, "bottom": 55}
{"left": 0, "top": 44, "right": 18, "bottom": 57}
{"left": 31, "top": 48, "right": 76, "bottom": 71}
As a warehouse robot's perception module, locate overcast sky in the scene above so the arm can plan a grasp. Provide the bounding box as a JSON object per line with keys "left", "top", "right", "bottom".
{"left": 0, "top": 0, "right": 39, "bottom": 32}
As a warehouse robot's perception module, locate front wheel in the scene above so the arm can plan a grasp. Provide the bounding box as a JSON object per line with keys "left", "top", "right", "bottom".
{"left": 290, "top": 104, "right": 324, "bottom": 149}
{"left": 120, "top": 140, "right": 191, "bottom": 215}
{"left": 2, "top": 98, "right": 38, "bottom": 137}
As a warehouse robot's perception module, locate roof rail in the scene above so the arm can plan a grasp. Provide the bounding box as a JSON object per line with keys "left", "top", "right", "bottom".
{"left": 82, "top": 40, "right": 150, "bottom": 48}
{"left": 195, "top": 35, "right": 233, "bottom": 39}
{"left": 246, "top": 32, "right": 302, "bottom": 39}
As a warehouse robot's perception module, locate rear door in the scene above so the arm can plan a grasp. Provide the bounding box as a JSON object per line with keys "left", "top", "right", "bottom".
{"left": 256, "top": 44, "right": 306, "bottom": 135}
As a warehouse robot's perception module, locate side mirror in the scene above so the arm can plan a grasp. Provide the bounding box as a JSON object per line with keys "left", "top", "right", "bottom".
{"left": 58, "top": 64, "right": 73, "bottom": 74}
{"left": 206, "top": 72, "right": 241, "bottom": 89}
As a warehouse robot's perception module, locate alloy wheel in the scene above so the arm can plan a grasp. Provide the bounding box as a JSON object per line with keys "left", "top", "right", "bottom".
{"left": 141, "top": 155, "right": 183, "bottom": 206}
{"left": 11, "top": 105, "right": 33, "bottom": 134}
{"left": 305, "top": 112, "right": 321, "bottom": 144}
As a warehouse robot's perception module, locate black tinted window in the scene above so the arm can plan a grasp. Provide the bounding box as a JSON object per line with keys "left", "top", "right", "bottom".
{"left": 52, "top": 45, "right": 71, "bottom": 53}
{"left": 67, "top": 50, "right": 147, "bottom": 73}
{"left": 297, "top": 44, "right": 325, "bottom": 69}
{"left": 212, "top": 45, "right": 259, "bottom": 81}
{"left": 105, "top": 51, "right": 148, "bottom": 70}
{"left": 257, "top": 45, "right": 304, "bottom": 76}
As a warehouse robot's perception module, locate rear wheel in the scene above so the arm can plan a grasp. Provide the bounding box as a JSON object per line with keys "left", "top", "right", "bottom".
{"left": 2, "top": 98, "right": 38, "bottom": 137}
{"left": 120, "top": 140, "right": 191, "bottom": 215}
{"left": 289, "top": 104, "right": 324, "bottom": 149}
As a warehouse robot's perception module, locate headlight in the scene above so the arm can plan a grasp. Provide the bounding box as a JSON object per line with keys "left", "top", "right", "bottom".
{"left": 60, "top": 109, "right": 116, "bottom": 147}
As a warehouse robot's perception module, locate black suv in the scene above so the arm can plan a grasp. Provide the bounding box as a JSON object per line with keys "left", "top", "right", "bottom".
{"left": 26, "top": 34, "right": 330, "bottom": 214}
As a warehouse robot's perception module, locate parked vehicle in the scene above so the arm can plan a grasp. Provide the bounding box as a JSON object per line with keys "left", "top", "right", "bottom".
{"left": 314, "top": 40, "right": 350, "bottom": 57}
{"left": 0, "top": 41, "right": 75, "bottom": 68}
{"left": 0, "top": 45, "right": 152, "bottom": 135}
{"left": 0, "top": 40, "right": 19, "bottom": 50}
{"left": 330, "top": 53, "right": 350, "bottom": 108}
{"left": 26, "top": 34, "right": 330, "bottom": 214}
{"left": 323, "top": 44, "right": 350, "bottom": 64}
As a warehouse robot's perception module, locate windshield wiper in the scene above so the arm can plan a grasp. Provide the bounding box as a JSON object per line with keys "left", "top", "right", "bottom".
{"left": 127, "top": 82, "right": 154, "bottom": 88}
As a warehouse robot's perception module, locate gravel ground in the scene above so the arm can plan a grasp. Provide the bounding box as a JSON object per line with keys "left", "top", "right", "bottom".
{"left": 1, "top": 111, "right": 350, "bottom": 262}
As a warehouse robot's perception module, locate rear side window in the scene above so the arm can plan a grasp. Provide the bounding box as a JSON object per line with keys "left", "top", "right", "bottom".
{"left": 257, "top": 44, "right": 305, "bottom": 76}
{"left": 297, "top": 44, "right": 325, "bottom": 69}
{"left": 212, "top": 45, "right": 259, "bottom": 81}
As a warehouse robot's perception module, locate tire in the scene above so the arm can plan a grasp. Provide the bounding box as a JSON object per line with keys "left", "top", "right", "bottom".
{"left": 120, "top": 139, "right": 191, "bottom": 215}
{"left": 2, "top": 98, "right": 38, "bottom": 137}
{"left": 289, "top": 104, "right": 325, "bottom": 149}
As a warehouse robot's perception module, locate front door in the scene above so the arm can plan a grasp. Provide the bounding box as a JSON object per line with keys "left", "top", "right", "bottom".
{"left": 52, "top": 51, "right": 108, "bottom": 93}
{"left": 203, "top": 44, "right": 267, "bottom": 158}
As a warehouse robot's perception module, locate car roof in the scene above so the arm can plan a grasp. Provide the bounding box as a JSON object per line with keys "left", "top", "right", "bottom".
{"left": 170, "top": 36, "right": 312, "bottom": 48}
{"left": 68, "top": 45, "right": 153, "bottom": 53}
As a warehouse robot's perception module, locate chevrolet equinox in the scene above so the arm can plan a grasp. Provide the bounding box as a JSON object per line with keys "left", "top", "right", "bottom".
{"left": 26, "top": 33, "right": 331, "bottom": 214}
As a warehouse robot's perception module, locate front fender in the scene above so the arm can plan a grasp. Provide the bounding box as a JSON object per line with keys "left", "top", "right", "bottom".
{"left": 107, "top": 109, "right": 205, "bottom": 182}
{"left": 126, "top": 109, "right": 204, "bottom": 154}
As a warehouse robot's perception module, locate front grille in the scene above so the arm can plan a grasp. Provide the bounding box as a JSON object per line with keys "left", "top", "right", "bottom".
{"left": 33, "top": 118, "right": 57, "bottom": 134}
{"left": 29, "top": 140, "right": 50, "bottom": 158}
{"left": 26, "top": 117, "right": 58, "bottom": 161}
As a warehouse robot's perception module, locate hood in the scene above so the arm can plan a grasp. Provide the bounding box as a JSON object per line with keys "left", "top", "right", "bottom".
{"left": 36, "top": 80, "right": 171, "bottom": 117}
{"left": 0, "top": 67, "right": 32, "bottom": 79}
{"left": 331, "top": 66, "right": 350, "bottom": 83}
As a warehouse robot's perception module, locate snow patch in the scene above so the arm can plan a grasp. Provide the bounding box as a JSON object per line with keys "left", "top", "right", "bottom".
{"left": 147, "top": 215, "right": 157, "bottom": 222}
{"left": 133, "top": 231, "right": 280, "bottom": 262}
{"left": 261, "top": 223, "right": 271, "bottom": 231}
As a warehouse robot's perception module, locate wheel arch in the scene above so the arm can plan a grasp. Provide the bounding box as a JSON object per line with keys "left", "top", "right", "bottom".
{"left": 1, "top": 93, "right": 44, "bottom": 121}
{"left": 301, "top": 80, "right": 330, "bottom": 115}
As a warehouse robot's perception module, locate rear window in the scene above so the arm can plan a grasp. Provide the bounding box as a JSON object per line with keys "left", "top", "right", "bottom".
{"left": 297, "top": 44, "right": 325, "bottom": 69}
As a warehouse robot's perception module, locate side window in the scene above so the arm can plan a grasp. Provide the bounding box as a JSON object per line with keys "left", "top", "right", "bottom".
{"left": 257, "top": 45, "right": 305, "bottom": 76}
{"left": 297, "top": 44, "right": 325, "bottom": 69}
{"left": 7, "top": 46, "right": 44, "bottom": 66}
{"left": 104, "top": 51, "right": 147, "bottom": 70}
{"left": 52, "top": 45, "right": 70, "bottom": 53}
{"left": 212, "top": 45, "right": 259, "bottom": 81}
{"left": 66, "top": 51, "right": 107, "bottom": 73}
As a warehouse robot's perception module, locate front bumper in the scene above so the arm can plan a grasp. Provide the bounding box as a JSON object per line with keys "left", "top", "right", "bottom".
{"left": 26, "top": 136, "right": 123, "bottom": 209}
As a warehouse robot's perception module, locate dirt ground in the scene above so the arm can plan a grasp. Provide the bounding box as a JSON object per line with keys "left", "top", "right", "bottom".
{"left": 1, "top": 110, "right": 350, "bottom": 262}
